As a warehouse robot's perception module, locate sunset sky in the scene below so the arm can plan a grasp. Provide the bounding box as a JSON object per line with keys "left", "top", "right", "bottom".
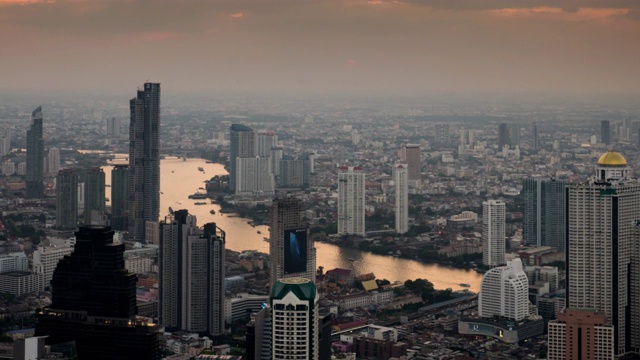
{"left": 1, "top": 0, "right": 640, "bottom": 97}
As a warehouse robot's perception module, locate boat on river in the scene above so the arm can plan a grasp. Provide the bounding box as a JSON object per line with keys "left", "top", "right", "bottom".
{"left": 459, "top": 283, "right": 471, "bottom": 288}
{"left": 210, "top": 210, "right": 216, "bottom": 215}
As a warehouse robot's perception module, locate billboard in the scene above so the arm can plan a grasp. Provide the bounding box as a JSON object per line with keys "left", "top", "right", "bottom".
{"left": 284, "top": 229, "right": 308, "bottom": 274}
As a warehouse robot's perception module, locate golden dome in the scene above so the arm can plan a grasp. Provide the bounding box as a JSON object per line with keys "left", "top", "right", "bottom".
{"left": 597, "top": 151, "right": 627, "bottom": 166}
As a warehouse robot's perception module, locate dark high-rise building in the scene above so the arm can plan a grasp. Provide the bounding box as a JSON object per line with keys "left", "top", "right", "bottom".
{"left": 26, "top": 106, "right": 44, "bottom": 198}
{"left": 128, "top": 83, "right": 161, "bottom": 242}
{"left": 498, "top": 123, "right": 510, "bottom": 149}
{"left": 269, "top": 196, "right": 316, "bottom": 289}
{"left": 159, "top": 211, "right": 226, "bottom": 336}
{"left": 229, "top": 124, "right": 255, "bottom": 191}
{"left": 601, "top": 120, "right": 611, "bottom": 145}
{"left": 35, "top": 226, "right": 160, "bottom": 359}
{"left": 509, "top": 124, "right": 521, "bottom": 147}
{"left": 56, "top": 169, "right": 78, "bottom": 229}
{"left": 522, "top": 178, "right": 566, "bottom": 250}
{"left": 84, "top": 167, "right": 105, "bottom": 225}
{"left": 111, "top": 165, "right": 129, "bottom": 231}
{"left": 532, "top": 122, "right": 539, "bottom": 150}
{"left": 400, "top": 144, "right": 421, "bottom": 183}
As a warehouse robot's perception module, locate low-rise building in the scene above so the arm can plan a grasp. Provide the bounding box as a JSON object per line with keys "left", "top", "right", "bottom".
{"left": 0, "top": 271, "right": 44, "bottom": 296}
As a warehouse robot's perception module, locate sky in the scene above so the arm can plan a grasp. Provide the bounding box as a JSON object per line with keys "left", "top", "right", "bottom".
{"left": 1, "top": 0, "right": 640, "bottom": 98}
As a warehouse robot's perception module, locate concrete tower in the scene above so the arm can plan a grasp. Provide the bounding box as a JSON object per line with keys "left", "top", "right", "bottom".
{"left": 338, "top": 166, "right": 365, "bottom": 236}
{"left": 84, "top": 167, "right": 106, "bottom": 225}
{"left": 111, "top": 165, "right": 129, "bottom": 231}
{"left": 26, "top": 106, "right": 44, "bottom": 198}
{"left": 56, "top": 169, "right": 78, "bottom": 229}
{"left": 479, "top": 258, "right": 530, "bottom": 321}
{"left": 482, "top": 200, "right": 505, "bottom": 267}
{"left": 47, "top": 147, "right": 60, "bottom": 176}
{"left": 400, "top": 144, "right": 421, "bottom": 183}
{"left": 522, "top": 178, "right": 566, "bottom": 250}
{"left": 229, "top": 124, "right": 256, "bottom": 191}
{"left": 128, "top": 83, "right": 161, "bottom": 242}
{"left": 394, "top": 164, "right": 408, "bottom": 234}
{"left": 159, "top": 211, "right": 226, "bottom": 336}
{"left": 269, "top": 196, "right": 316, "bottom": 289}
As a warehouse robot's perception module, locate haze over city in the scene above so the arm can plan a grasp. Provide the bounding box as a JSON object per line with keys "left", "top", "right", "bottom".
{"left": 2, "top": 0, "right": 640, "bottom": 99}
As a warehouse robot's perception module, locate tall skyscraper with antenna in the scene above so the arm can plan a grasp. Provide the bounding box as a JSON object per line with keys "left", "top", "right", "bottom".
{"left": 128, "top": 83, "right": 161, "bottom": 242}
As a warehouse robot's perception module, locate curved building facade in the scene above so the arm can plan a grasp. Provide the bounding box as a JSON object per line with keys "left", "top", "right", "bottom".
{"left": 479, "top": 258, "right": 529, "bottom": 321}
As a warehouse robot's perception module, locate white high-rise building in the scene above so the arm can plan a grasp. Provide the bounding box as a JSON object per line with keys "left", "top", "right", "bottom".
{"left": 33, "top": 245, "right": 74, "bottom": 286}
{"left": 2, "top": 160, "right": 15, "bottom": 176}
{"left": 338, "top": 166, "right": 365, "bottom": 236}
{"left": 482, "top": 200, "right": 506, "bottom": 267}
{"left": 0, "top": 136, "right": 10, "bottom": 156}
{"left": 159, "top": 211, "right": 226, "bottom": 336}
{"left": 0, "top": 252, "right": 28, "bottom": 273}
{"left": 549, "top": 150, "right": 640, "bottom": 357}
{"left": 256, "top": 132, "right": 277, "bottom": 158}
{"left": 270, "top": 278, "right": 319, "bottom": 360}
{"left": 394, "top": 164, "right": 408, "bottom": 234}
{"left": 47, "top": 147, "right": 60, "bottom": 176}
{"left": 479, "top": 258, "right": 530, "bottom": 321}
{"left": 235, "top": 156, "right": 275, "bottom": 196}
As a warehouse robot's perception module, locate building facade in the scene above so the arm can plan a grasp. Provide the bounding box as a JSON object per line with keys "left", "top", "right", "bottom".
{"left": 522, "top": 178, "right": 566, "bottom": 250}
{"left": 159, "top": 211, "right": 226, "bottom": 336}
{"left": 26, "top": 106, "right": 44, "bottom": 199}
{"left": 128, "top": 82, "right": 161, "bottom": 242}
{"left": 111, "top": 164, "right": 129, "bottom": 231}
{"left": 400, "top": 144, "right": 420, "bottom": 183}
{"left": 547, "top": 308, "right": 614, "bottom": 360}
{"left": 270, "top": 278, "right": 319, "bottom": 360}
{"left": 84, "top": 167, "right": 106, "bottom": 225}
{"left": 56, "top": 169, "right": 78, "bottom": 229}
{"left": 478, "top": 258, "right": 529, "bottom": 321}
{"left": 338, "top": 166, "right": 365, "bottom": 236}
{"left": 482, "top": 199, "right": 506, "bottom": 267}
{"left": 269, "top": 197, "right": 316, "bottom": 289}
{"left": 229, "top": 124, "right": 256, "bottom": 191}
{"left": 394, "top": 164, "right": 408, "bottom": 234}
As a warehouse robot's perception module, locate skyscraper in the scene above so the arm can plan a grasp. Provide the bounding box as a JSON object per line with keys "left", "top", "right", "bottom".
{"left": 56, "top": 169, "right": 78, "bottom": 229}
{"left": 159, "top": 211, "right": 226, "bottom": 336}
{"left": 338, "top": 166, "right": 365, "bottom": 236}
{"left": 111, "top": 165, "right": 129, "bottom": 231}
{"left": 26, "top": 106, "right": 44, "bottom": 199}
{"left": 107, "top": 117, "right": 119, "bottom": 137}
{"left": 269, "top": 196, "right": 316, "bottom": 289}
{"left": 498, "top": 123, "right": 510, "bottom": 149}
{"left": 532, "top": 122, "right": 539, "bottom": 150}
{"left": 229, "top": 124, "right": 256, "bottom": 191}
{"left": 509, "top": 124, "right": 521, "bottom": 146}
{"left": 557, "top": 151, "right": 640, "bottom": 357}
{"left": 47, "top": 147, "right": 60, "bottom": 176}
{"left": 482, "top": 200, "right": 505, "bottom": 267}
{"left": 84, "top": 167, "right": 106, "bottom": 225}
{"left": 128, "top": 83, "right": 161, "bottom": 242}
{"left": 270, "top": 278, "right": 319, "bottom": 360}
{"left": 601, "top": 120, "right": 611, "bottom": 145}
{"left": 394, "top": 164, "right": 408, "bottom": 234}
{"left": 400, "top": 144, "right": 421, "bottom": 183}
{"left": 478, "top": 258, "right": 529, "bottom": 321}
{"left": 35, "top": 226, "right": 160, "bottom": 360}
{"left": 257, "top": 131, "right": 277, "bottom": 157}
{"left": 235, "top": 156, "right": 275, "bottom": 195}
{"left": 522, "top": 178, "right": 566, "bottom": 250}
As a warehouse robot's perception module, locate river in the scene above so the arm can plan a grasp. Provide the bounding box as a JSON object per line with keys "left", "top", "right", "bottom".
{"left": 103, "top": 156, "right": 483, "bottom": 292}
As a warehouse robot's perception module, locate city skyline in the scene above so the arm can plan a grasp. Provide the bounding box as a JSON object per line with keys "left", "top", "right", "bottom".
{"left": 1, "top": 1, "right": 640, "bottom": 98}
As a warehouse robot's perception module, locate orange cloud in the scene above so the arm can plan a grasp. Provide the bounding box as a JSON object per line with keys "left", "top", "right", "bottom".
{"left": 0, "top": 0, "right": 52, "bottom": 4}
{"left": 229, "top": 12, "right": 245, "bottom": 19}
{"left": 489, "top": 6, "right": 630, "bottom": 22}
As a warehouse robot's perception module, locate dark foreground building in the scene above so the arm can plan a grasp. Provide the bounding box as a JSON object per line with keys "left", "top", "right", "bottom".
{"left": 35, "top": 226, "right": 160, "bottom": 360}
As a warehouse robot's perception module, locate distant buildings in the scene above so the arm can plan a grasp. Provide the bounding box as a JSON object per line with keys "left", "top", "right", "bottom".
{"left": 257, "top": 131, "right": 277, "bottom": 157}
{"left": 482, "top": 200, "right": 505, "bottom": 267}
{"left": 33, "top": 245, "right": 74, "bottom": 286}
{"left": 35, "top": 226, "right": 160, "bottom": 360}
{"left": 269, "top": 196, "right": 316, "bottom": 289}
{"left": 235, "top": 156, "right": 275, "bottom": 196}
{"left": 532, "top": 122, "right": 539, "bottom": 150}
{"left": 84, "top": 167, "right": 105, "bottom": 225}
{"left": 47, "top": 147, "right": 60, "bottom": 176}
{"left": 26, "top": 106, "right": 44, "bottom": 199}
{"left": 338, "top": 166, "right": 365, "bottom": 236}
{"left": 394, "top": 164, "right": 408, "bottom": 234}
{"left": 478, "top": 258, "right": 529, "bottom": 321}
{"left": 498, "top": 123, "right": 510, "bottom": 150}
{"left": 270, "top": 278, "right": 319, "bottom": 360}
{"left": 107, "top": 117, "right": 119, "bottom": 137}
{"left": 522, "top": 178, "right": 566, "bottom": 250}
{"left": 128, "top": 82, "right": 161, "bottom": 242}
{"left": 159, "top": 210, "right": 226, "bottom": 336}
{"left": 56, "top": 169, "right": 78, "bottom": 229}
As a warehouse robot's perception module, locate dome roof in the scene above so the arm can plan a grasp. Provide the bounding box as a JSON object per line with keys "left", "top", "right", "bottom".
{"left": 597, "top": 151, "right": 627, "bottom": 166}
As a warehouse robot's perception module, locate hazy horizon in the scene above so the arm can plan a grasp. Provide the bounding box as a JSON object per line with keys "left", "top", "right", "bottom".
{"left": 2, "top": 0, "right": 640, "bottom": 99}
